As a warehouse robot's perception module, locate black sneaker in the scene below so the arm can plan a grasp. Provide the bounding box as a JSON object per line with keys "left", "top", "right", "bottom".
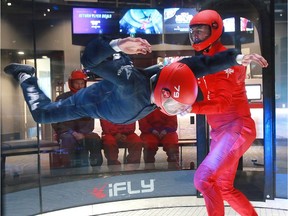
{"left": 4, "top": 63, "right": 35, "bottom": 81}
{"left": 90, "top": 153, "right": 103, "bottom": 166}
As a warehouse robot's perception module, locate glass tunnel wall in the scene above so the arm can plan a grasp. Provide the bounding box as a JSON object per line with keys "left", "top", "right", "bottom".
{"left": 1, "top": 0, "right": 287, "bottom": 215}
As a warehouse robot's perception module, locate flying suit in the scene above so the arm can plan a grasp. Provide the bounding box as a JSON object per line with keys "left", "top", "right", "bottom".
{"left": 193, "top": 42, "right": 258, "bottom": 216}
{"left": 18, "top": 37, "right": 243, "bottom": 124}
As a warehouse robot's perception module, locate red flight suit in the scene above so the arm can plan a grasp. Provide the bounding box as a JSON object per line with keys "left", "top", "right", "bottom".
{"left": 192, "top": 42, "right": 257, "bottom": 216}
{"left": 100, "top": 119, "right": 143, "bottom": 167}
{"left": 139, "top": 108, "right": 179, "bottom": 169}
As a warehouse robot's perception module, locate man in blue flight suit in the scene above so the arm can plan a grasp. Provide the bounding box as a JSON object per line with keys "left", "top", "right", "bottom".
{"left": 4, "top": 36, "right": 268, "bottom": 124}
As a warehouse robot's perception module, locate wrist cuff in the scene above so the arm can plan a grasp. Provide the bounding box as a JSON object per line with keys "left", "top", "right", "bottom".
{"left": 109, "top": 39, "right": 121, "bottom": 52}
{"left": 236, "top": 54, "right": 244, "bottom": 65}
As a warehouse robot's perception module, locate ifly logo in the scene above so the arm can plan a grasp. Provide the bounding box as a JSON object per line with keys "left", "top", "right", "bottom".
{"left": 91, "top": 179, "right": 155, "bottom": 199}
{"left": 91, "top": 183, "right": 108, "bottom": 199}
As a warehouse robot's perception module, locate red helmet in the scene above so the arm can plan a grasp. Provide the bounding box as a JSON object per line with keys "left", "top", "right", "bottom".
{"left": 153, "top": 62, "right": 198, "bottom": 116}
{"left": 68, "top": 69, "right": 87, "bottom": 93}
{"left": 189, "top": 10, "right": 223, "bottom": 51}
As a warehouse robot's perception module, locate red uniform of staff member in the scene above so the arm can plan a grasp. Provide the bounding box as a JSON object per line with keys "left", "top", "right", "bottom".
{"left": 100, "top": 119, "right": 143, "bottom": 171}
{"left": 139, "top": 108, "right": 179, "bottom": 169}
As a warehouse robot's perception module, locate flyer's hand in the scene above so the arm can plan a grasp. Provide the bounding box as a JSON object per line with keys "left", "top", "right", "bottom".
{"left": 159, "top": 130, "right": 167, "bottom": 139}
{"left": 118, "top": 37, "right": 152, "bottom": 55}
{"left": 241, "top": 53, "right": 268, "bottom": 67}
{"left": 152, "top": 130, "right": 160, "bottom": 137}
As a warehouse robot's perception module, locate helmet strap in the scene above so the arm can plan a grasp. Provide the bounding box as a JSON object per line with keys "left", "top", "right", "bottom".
{"left": 203, "top": 38, "right": 221, "bottom": 53}
{"left": 150, "top": 74, "right": 158, "bottom": 104}
{"left": 203, "top": 44, "right": 213, "bottom": 53}
{"left": 150, "top": 74, "right": 157, "bottom": 91}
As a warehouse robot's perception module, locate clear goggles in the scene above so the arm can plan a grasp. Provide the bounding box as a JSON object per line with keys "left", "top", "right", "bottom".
{"left": 189, "top": 25, "right": 211, "bottom": 45}
{"left": 161, "top": 95, "right": 192, "bottom": 116}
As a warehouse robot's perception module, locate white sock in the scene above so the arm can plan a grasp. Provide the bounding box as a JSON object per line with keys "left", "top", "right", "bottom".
{"left": 18, "top": 73, "right": 31, "bottom": 83}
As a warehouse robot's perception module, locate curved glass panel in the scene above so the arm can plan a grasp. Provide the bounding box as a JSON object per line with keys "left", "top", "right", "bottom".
{"left": 1, "top": 1, "right": 287, "bottom": 215}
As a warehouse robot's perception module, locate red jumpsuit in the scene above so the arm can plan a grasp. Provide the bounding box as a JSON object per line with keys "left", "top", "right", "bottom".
{"left": 100, "top": 119, "right": 143, "bottom": 167}
{"left": 139, "top": 108, "right": 179, "bottom": 169}
{"left": 192, "top": 42, "right": 257, "bottom": 216}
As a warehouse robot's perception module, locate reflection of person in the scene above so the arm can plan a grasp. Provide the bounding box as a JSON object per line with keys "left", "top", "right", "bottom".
{"left": 4, "top": 36, "right": 268, "bottom": 126}
{"left": 120, "top": 9, "right": 162, "bottom": 34}
{"left": 139, "top": 108, "right": 179, "bottom": 169}
{"left": 100, "top": 119, "right": 142, "bottom": 170}
{"left": 189, "top": 10, "right": 266, "bottom": 216}
{"left": 52, "top": 70, "right": 103, "bottom": 167}
{"left": 140, "top": 14, "right": 151, "bottom": 30}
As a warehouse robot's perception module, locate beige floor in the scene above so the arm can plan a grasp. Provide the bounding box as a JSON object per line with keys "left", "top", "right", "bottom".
{"left": 38, "top": 196, "right": 288, "bottom": 216}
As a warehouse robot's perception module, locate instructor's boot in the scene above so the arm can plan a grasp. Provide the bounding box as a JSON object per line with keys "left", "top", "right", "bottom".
{"left": 4, "top": 63, "right": 35, "bottom": 81}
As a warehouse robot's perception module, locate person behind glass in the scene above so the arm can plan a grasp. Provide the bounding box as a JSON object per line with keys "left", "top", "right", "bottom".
{"left": 100, "top": 119, "right": 143, "bottom": 171}
{"left": 52, "top": 70, "right": 103, "bottom": 167}
{"left": 3, "top": 37, "right": 268, "bottom": 126}
{"left": 139, "top": 108, "right": 179, "bottom": 170}
{"left": 188, "top": 10, "right": 264, "bottom": 216}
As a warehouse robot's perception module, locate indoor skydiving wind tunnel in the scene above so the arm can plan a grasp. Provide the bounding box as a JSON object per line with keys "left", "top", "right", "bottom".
{"left": 1, "top": 0, "right": 287, "bottom": 216}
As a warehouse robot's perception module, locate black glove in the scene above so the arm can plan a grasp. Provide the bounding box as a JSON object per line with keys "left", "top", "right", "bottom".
{"left": 83, "top": 69, "right": 99, "bottom": 81}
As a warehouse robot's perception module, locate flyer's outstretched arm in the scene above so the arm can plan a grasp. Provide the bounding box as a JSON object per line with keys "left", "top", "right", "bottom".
{"left": 180, "top": 49, "right": 268, "bottom": 78}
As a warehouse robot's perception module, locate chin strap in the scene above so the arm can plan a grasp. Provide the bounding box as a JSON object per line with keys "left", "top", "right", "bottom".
{"left": 203, "top": 44, "right": 213, "bottom": 53}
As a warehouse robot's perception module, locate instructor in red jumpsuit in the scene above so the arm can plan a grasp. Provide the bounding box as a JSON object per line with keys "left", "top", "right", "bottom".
{"left": 189, "top": 10, "right": 263, "bottom": 216}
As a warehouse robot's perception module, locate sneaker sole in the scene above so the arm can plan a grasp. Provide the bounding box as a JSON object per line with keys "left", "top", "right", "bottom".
{"left": 4, "top": 63, "right": 35, "bottom": 77}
